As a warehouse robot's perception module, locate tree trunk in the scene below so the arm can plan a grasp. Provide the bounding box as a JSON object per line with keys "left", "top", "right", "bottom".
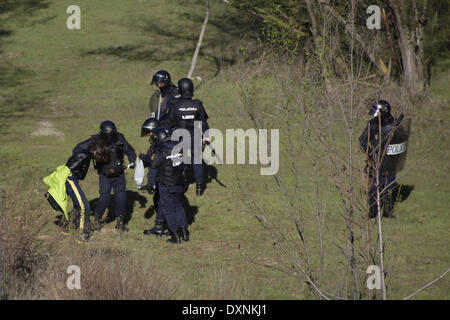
{"left": 187, "top": 0, "right": 210, "bottom": 79}
{"left": 390, "top": 0, "right": 426, "bottom": 92}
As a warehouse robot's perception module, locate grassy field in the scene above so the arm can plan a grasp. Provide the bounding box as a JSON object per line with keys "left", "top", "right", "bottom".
{"left": 0, "top": 0, "right": 448, "bottom": 299}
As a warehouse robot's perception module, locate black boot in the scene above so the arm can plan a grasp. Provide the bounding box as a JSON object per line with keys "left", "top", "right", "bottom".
{"left": 144, "top": 219, "right": 169, "bottom": 237}
{"left": 179, "top": 226, "right": 189, "bottom": 241}
{"left": 115, "top": 216, "right": 129, "bottom": 232}
{"left": 167, "top": 231, "right": 181, "bottom": 244}
{"left": 196, "top": 183, "right": 203, "bottom": 196}
{"left": 94, "top": 215, "right": 103, "bottom": 231}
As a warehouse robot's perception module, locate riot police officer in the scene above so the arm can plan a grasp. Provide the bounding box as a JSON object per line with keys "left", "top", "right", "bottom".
{"left": 161, "top": 77, "right": 210, "bottom": 196}
{"left": 359, "top": 100, "right": 402, "bottom": 218}
{"left": 138, "top": 117, "right": 169, "bottom": 237}
{"left": 87, "top": 121, "right": 136, "bottom": 231}
{"left": 149, "top": 70, "right": 179, "bottom": 120}
{"left": 145, "top": 127, "right": 189, "bottom": 244}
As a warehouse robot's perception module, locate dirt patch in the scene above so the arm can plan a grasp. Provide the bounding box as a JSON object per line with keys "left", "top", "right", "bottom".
{"left": 31, "top": 120, "right": 64, "bottom": 137}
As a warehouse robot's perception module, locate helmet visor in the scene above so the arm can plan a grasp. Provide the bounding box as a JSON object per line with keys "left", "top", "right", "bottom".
{"left": 369, "top": 104, "right": 382, "bottom": 116}
{"left": 151, "top": 74, "right": 167, "bottom": 86}
{"left": 100, "top": 131, "right": 117, "bottom": 144}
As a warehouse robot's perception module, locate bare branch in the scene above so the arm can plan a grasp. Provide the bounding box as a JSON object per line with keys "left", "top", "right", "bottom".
{"left": 403, "top": 267, "right": 450, "bottom": 300}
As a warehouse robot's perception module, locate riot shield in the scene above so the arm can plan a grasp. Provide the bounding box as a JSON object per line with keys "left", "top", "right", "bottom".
{"left": 379, "top": 118, "right": 411, "bottom": 175}
{"left": 149, "top": 89, "right": 161, "bottom": 119}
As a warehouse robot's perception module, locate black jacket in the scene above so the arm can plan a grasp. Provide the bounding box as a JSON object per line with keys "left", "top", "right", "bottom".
{"left": 66, "top": 151, "right": 91, "bottom": 181}
{"left": 147, "top": 140, "right": 185, "bottom": 187}
{"left": 149, "top": 84, "right": 178, "bottom": 119}
{"left": 161, "top": 97, "right": 209, "bottom": 134}
{"left": 74, "top": 133, "right": 136, "bottom": 177}
{"left": 66, "top": 137, "right": 102, "bottom": 180}
{"left": 359, "top": 114, "right": 396, "bottom": 163}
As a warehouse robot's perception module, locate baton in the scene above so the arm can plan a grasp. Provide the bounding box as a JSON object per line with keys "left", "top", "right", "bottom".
{"left": 204, "top": 141, "right": 223, "bottom": 164}
{"left": 156, "top": 94, "right": 161, "bottom": 120}
{"left": 395, "top": 112, "right": 404, "bottom": 126}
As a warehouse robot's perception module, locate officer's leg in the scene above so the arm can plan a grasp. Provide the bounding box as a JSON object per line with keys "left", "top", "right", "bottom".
{"left": 159, "top": 185, "right": 181, "bottom": 244}
{"left": 173, "top": 185, "right": 189, "bottom": 241}
{"left": 153, "top": 184, "right": 164, "bottom": 220}
{"left": 95, "top": 174, "right": 113, "bottom": 220}
{"left": 144, "top": 185, "right": 169, "bottom": 237}
{"left": 113, "top": 173, "right": 128, "bottom": 231}
{"left": 65, "top": 179, "right": 79, "bottom": 233}
{"left": 368, "top": 182, "right": 378, "bottom": 219}
{"left": 382, "top": 174, "right": 396, "bottom": 218}
{"left": 66, "top": 175, "right": 91, "bottom": 238}
{"left": 191, "top": 138, "right": 204, "bottom": 196}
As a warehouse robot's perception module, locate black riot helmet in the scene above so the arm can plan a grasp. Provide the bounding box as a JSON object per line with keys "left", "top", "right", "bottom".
{"left": 177, "top": 78, "right": 194, "bottom": 98}
{"left": 368, "top": 100, "right": 391, "bottom": 118}
{"left": 141, "top": 117, "right": 159, "bottom": 137}
{"left": 151, "top": 70, "right": 171, "bottom": 87}
{"left": 152, "top": 127, "right": 171, "bottom": 145}
{"left": 99, "top": 120, "right": 118, "bottom": 143}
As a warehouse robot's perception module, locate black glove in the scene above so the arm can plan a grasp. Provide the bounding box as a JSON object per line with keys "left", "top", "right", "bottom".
{"left": 139, "top": 154, "right": 150, "bottom": 167}
{"left": 145, "top": 183, "right": 155, "bottom": 195}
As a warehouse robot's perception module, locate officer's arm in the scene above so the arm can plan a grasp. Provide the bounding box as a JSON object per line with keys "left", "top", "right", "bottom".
{"left": 147, "top": 168, "right": 158, "bottom": 187}
{"left": 139, "top": 146, "right": 153, "bottom": 168}
{"left": 202, "top": 119, "right": 209, "bottom": 135}
{"left": 200, "top": 106, "right": 209, "bottom": 134}
{"left": 359, "top": 125, "right": 369, "bottom": 154}
{"left": 123, "top": 138, "right": 137, "bottom": 163}
{"left": 72, "top": 137, "right": 93, "bottom": 155}
{"left": 147, "top": 150, "right": 163, "bottom": 186}
{"left": 160, "top": 101, "right": 175, "bottom": 128}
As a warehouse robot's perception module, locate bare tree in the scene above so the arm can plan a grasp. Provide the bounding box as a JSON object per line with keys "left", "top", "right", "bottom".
{"left": 187, "top": 0, "right": 210, "bottom": 79}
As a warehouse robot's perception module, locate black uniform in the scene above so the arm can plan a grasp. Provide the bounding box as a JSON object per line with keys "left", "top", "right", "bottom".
{"left": 147, "top": 140, "right": 187, "bottom": 235}
{"left": 66, "top": 148, "right": 91, "bottom": 181}
{"left": 150, "top": 84, "right": 178, "bottom": 120}
{"left": 359, "top": 114, "right": 397, "bottom": 218}
{"left": 77, "top": 133, "right": 136, "bottom": 221}
{"left": 161, "top": 97, "right": 209, "bottom": 184}
{"left": 140, "top": 143, "right": 162, "bottom": 220}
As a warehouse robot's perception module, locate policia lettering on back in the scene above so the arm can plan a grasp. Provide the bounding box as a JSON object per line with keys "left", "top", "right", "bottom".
{"left": 161, "top": 78, "right": 210, "bottom": 196}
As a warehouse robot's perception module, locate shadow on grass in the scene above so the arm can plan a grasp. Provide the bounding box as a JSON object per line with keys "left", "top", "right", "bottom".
{"left": 393, "top": 184, "right": 415, "bottom": 203}
{"left": 0, "top": 0, "right": 52, "bottom": 132}
{"left": 142, "top": 187, "right": 199, "bottom": 226}
{"left": 89, "top": 190, "right": 148, "bottom": 225}
{"left": 82, "top": 45, "right": 160, "bottom": 62}
{"left": 79, "top": 8, "right": 257, "bottom": 76}
{"left": 184, "top": 163, "right": 227, "bottom": 188}
{"left": 0, "top": 0, "right": 49, "bottom": 16}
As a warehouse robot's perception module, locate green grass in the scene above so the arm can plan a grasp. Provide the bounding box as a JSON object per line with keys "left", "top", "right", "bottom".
{"left": 1, "top": 0, "right": 449, "bottom": 299}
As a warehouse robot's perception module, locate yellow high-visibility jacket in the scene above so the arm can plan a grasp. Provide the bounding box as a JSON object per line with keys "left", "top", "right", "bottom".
{"left": 43, "top": 165, "right": 72, "bottom": 220}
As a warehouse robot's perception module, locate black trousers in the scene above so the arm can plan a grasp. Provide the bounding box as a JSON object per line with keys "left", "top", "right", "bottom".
{"left": 153, "top": 184, "right": 163, "bottom": 220}
{"left": 95, "top": 172, "right": 126, "bottom": 218}
{"left": 65, "top": 174, "right": 90, "bottom": 233}
{"left": 368, "top": 172, "right": 396, "bottom": 217}
{"left": 158, "top": 184, "right": 187, "bottom": 233}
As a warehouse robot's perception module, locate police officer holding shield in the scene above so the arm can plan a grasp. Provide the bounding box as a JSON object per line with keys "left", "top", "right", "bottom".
{"left": 161, "top": 77, "right": 210, "bottom": 196}
{"left": 149, "top": 70, "right": 179, "bottom": 120}
{"left": 359, "top": 100, "right": 410, "bottom": 219}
